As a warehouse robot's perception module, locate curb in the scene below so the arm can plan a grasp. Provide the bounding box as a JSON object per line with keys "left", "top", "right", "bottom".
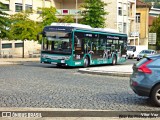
{"left": 0, "top": 61, "right": 23, "bottom": 65}
{"left": 78, "top": 69, "right": 131, "bottom": 77}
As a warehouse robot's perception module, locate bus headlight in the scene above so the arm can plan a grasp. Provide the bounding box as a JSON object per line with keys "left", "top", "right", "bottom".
{"left": 41, "top": 54, "right": 45, "bottom": 58}
{"left": 61, "top": 60, "right": 65, "bottom": 63}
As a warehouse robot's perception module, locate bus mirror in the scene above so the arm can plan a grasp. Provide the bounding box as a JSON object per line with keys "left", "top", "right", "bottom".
{"left": 37, "top": 32, "right": 43, "bottom": 40}
{"left": 73, "top": 50, "right": 75, "bottom": 54}
{"left": 42, "top": 34, "right": 46, "bottom": 37}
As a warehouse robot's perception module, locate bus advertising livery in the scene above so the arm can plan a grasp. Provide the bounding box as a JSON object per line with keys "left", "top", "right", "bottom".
{"left": 37, "top": 23, "right": 127, "bottom": 67}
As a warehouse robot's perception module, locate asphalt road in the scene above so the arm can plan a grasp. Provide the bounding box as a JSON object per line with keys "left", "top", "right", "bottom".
{"left": 0, "top": 60, "right": 159, "bottom": 111}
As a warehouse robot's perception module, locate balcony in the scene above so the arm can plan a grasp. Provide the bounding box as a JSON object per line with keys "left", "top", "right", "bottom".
{"left": 128, "top": 16, "right": 135, "bottom": 20}
{"left": 128, "top": 0, "right": 136, "bottom": 4}
{"left": 56, "top": 9, "right": 81, "bottom": 16}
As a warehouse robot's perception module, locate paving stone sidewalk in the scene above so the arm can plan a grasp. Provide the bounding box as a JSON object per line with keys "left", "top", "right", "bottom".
{"left": 78, "top": 64, "right": 133, "bottom": 77}
{"left": 0, "top": 58, "right": 133, "bottom": 77}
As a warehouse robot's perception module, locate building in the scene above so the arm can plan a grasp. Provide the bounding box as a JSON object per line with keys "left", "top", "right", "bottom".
{"left": 105, "top": 0, "right": 129, "bottom": 34}
{"left": 128, "top": 0, "right": 138, "bottom": 45}
{"left": 133, "top": 0, "right": 150, "bottom": 47}
{"left": 1, "top": 0, "right": 148, "bottom": 57}
{"left": 0, "top": 0, "right": 85, "bottom": 57}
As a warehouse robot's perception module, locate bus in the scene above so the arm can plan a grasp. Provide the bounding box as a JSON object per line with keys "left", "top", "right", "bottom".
{"left": 37, "top": 23, "right": 127, "bottom": 67}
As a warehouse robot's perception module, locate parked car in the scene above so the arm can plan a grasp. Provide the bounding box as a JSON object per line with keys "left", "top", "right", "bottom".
{"left": 127, "top": 45, "right": 148, "bottom": 59}
{"left": 130, "top": 55, "right": 160, "bottom": 107}
{"left": 137, "top": 49, "right": 156, "bottom": 61}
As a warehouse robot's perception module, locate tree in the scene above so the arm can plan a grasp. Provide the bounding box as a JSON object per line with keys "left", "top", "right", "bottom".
{"left": 38, "top": 7, "right": 58, "bottom": 27}
{"left": 9, "top": 12, "right": 41, "bottom": 40}
{"left": 58, "top": 15, "right": 74, "bottom": 23}
{"left": 9, "top": 12, "right": 42, "bottom": 57}
{"left": 149, "top": 16, "right": 160, "bottom": 49}
{"left": 0, "top": 2, "right": 10, "bottom": 39}
{"left": 142, "top": 0, "right": 160, "bottom": 8}
{"left": 80, "top": 0, "right": 108, "bottom": 28}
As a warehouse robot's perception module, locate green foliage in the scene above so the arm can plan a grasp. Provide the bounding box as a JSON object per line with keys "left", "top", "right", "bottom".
{"left": 58, "top": 15, "right": 74, "bottom": 23}
{"left": 38, "top": 7, "right": 58, "bottom": 27}
{"left": 142, "top": 0, "right": 160, "bottom": 8}
{"left": 0, "top": 2, "right": 10, "bottom": 39}
{"left": 150, "top": 16, "right": 160, "bottom": 49}
{"left": 9, "top": 12, "right": 42, "bottom": 41}
{"left": 80, "top": 0, "right": 108, "bottom": 28}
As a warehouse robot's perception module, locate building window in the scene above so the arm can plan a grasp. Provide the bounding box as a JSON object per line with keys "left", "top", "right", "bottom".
{"left": 118, "top": 23, "right": 122, "bottom": 33}
{"left": 0, "top": 3, "right": 9, "bottom": 11}
{"left": 136, "top": 13, "right": 140, "bottom": 23}
{"left": 15, "top": 43, "right": 23, "bottom": 48}
{"left": 118, "top": 7, "right": 122, "bottom": 16}
{"left": 123, "top": 23, "right": 127, "bottom": 33}
{"left": 15, "top": 3, "right": 22, "bottom": 12}
{"left": 2, "top": 43, "right": 12, "bottom": 49}
{"left": 25, "top": 4, "right": 32, "bottom": 12}
{"left": 37, "top": 10, "right": 42, "bottom": 14}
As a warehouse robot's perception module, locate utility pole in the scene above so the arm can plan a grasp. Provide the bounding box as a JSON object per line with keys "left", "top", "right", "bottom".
{"left": 43, "top": 0, "right": 45, "bottom": 8}
{"left": 22, "top": 0, "right": 25, "bottom": 58}
{"left": 22, "top": 0, "right": 25, "bottom": 11}
{"left": 76, "top": 0, "right": 78, "bottom": 23}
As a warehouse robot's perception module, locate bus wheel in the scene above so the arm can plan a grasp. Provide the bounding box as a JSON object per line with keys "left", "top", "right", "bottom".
{"left": 56, "top": 64, "right": 62, "bottom": 67}
{"left": 112, "top": 56, "right": 117, "bottom": 65}
{"left": 83, "top": 56, "right": 89, "bottom": 68}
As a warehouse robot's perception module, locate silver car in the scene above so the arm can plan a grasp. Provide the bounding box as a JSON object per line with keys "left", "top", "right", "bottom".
{"left": 137, "top": 49, "right": 156, "bottom": 61}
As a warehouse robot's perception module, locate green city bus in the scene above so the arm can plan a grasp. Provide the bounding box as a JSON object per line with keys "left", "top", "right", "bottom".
{"left": 37, "top": 23, "right": 127, "bottom": 67}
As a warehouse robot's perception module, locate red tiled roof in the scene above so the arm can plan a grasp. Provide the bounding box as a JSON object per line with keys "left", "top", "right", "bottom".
{"left": 136, "top": 0, "right": 151, "bottom": 8}
{"left": 149, "top": 16, "right": 156, "bottom": 26}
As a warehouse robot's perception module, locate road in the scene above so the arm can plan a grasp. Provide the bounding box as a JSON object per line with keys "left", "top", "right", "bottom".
{"left": 0, "top": 59, "right": 159, "bottom": 111}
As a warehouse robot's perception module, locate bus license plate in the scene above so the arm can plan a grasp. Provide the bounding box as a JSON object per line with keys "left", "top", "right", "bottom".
{"left": 51, "top": 62, "right": 57, "bottom": 65}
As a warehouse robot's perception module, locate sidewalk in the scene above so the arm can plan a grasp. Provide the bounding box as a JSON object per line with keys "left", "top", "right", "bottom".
{"left": 0, "top": 58, "right": 39, "bottom": 65}
{"left": 78, "top": 64, "right": 133, "bottom": 77}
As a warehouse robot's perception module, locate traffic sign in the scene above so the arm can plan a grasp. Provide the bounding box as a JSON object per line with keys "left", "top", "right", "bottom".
{"left": 149, "top": 33, "right": 156, "bottom": 44}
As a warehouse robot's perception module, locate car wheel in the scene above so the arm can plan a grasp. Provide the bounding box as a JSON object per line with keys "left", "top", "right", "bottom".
{"left": 126, "top": 55, "right": 129, "bottom": 59}
{"left": 132, "top": 55, "right": 134, "bottom": 59}
{"left": 151, "top": 85, "right": 160, "bottom": 107}
{"left": 137, "top": 58, "right": 139, "bottom": 61}
{"left": 83, "top": 56, "right": 89, "bottom": 68}
{"left": 112, "top": 55, "right": 117, "bottom": 65}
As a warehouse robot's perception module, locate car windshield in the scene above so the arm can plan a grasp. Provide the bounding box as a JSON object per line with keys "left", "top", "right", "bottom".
{"left": 136, "top": 58, "right": 149, "bottom": 67}
{"left": 140, "top": 50, "right": 152, "bottom": 54}
{"left": 127, "top": 46, "right": 135, "bottom": 51}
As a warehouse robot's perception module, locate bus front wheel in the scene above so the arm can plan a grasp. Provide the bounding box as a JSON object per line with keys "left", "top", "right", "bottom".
{"left": 83, "top": 56, "right": 89, "bottom": 68}
{"left": 56, "top": 64, "right": 62, "bottom": 67}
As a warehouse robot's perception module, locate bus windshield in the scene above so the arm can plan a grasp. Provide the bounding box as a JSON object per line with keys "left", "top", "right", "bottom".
{"left": 42, "top": 31, "right": 72, "bottom": 54}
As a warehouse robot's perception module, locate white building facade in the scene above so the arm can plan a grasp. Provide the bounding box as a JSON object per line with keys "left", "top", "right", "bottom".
{"left": 0, "top": 0, "right": 137, "bottom": 57}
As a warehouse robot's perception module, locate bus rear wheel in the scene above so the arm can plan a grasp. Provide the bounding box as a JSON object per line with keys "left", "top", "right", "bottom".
{"left": 83, "top": 56, "right": 89, "bottom": 68}
{"left": 112, "top": 56, "right": 117, "bottom": 65}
